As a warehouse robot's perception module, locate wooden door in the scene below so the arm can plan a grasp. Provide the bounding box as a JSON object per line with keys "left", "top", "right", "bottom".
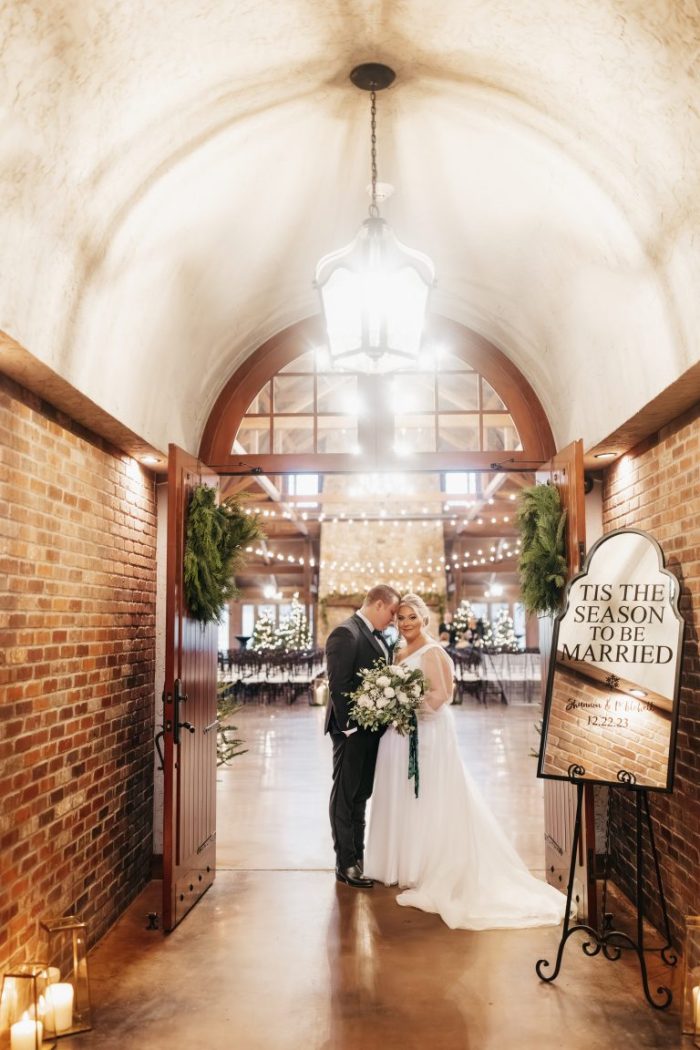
{"left": 163, "top": 444, "right": 219, "bottom": 931}
{"left": 537, "top": 440, "right": 597, "bottom": 923}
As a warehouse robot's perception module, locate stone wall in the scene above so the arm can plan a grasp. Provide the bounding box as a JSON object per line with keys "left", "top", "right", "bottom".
{"left": 0, "top": 374, "right": 157, "bottom": 967}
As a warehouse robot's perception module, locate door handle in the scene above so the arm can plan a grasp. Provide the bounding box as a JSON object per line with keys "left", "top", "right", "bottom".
{"left": 173, "top": 678, "right": 195, "bottom": 744}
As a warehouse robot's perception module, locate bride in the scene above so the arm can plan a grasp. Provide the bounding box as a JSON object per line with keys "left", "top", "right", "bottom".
{"left": 364, "top": 593, "right": 568, "bottom": 930}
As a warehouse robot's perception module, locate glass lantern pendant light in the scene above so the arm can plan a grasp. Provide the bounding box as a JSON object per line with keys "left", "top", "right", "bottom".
{"left": 314, "top": 63, "right": 436, "bottom": 372}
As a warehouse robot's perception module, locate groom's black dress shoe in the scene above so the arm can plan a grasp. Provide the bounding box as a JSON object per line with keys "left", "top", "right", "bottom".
{"left": 336, "top": 864, "right": 373, "bottom": 888}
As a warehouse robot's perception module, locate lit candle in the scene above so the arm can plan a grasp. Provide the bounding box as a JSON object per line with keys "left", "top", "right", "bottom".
{"left": 693, "top": 986, "right": 700, "bottom": 1031}
{"left": 10, "top": 1016, "right": 43, "bottom": 1050}
{"left": 45, "top": 981, "right": 73, "bottom": 1033}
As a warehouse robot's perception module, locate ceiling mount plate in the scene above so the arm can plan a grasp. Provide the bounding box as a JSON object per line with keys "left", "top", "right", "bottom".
{"left": 350, "top": 63, "right": 396, "bottom": 92}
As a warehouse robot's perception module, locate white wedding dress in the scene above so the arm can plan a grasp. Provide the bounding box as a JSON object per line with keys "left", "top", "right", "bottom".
{"left": 365, "top": 642, "right": 568, "bottom": 930}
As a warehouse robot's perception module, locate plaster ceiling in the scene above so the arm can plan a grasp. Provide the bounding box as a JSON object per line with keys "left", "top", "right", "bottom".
{"left": 1, "top": 1, "right": 699, "bottom": 458}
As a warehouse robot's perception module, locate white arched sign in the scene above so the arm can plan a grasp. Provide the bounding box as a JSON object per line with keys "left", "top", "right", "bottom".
{"left": 538, "top": 529, "right": 685, "bottom": 791}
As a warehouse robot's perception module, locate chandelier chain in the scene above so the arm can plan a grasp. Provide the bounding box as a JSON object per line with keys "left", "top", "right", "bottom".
{"left": 369, "top": 89, "right": 378, "bottom": 217}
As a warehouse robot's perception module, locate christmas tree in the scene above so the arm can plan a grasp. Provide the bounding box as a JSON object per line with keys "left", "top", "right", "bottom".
{"left": 249, "top": 611, "right": 277, "bottom": 651}
{"left": 492, "top": 610, "right": 521, "bottom": 652}
{"left": 276, "top": 593, "right": 312, "bottom": 652}
{"left": 452, "top": 599, "right": 476, "bottom": 638}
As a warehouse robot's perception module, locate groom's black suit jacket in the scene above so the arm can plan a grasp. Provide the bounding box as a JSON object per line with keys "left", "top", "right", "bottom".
{"left": 324, "top": 613, "right": 388, "bottom": 735}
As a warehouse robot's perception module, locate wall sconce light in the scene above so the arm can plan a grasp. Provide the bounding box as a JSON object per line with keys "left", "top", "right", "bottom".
{"left": 39, "top": 916, "right": 92, "bottom": 1037}
{"left": 314, "top": 63, "right": 435, "bottom": 373}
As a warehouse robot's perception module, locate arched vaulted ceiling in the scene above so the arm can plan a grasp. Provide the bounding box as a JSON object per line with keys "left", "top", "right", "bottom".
{"left": 1, "top": 2, "right": 699, "bottom": 458}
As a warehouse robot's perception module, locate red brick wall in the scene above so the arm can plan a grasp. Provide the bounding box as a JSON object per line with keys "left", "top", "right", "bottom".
{"left": 603, "top": 403, "right": 700, "bottom": 949}
{"left": 0, "top": 374, "right": 157, "bottom": 968}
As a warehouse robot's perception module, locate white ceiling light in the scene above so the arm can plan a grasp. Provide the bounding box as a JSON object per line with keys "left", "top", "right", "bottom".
{"left": 314, "top": 63, "right": 435, "bottom": 373}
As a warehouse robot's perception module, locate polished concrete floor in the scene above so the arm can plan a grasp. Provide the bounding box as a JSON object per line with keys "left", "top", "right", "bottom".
{"left": 63, "top": 703, "right": 684, "bottom": 1050}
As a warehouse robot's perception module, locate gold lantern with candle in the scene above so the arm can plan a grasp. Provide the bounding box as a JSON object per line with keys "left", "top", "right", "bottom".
{"left": 0, "top": 964, "right": 56, "bottom": 1050}
{"left": 39, "top": 916, "right": 92, "bottom": 1037}
{"left": 682, "top": 915, "right": 700, "bottom": 1041}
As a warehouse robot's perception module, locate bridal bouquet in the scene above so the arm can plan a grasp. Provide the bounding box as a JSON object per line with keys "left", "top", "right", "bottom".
{"left": 347, "top": 660, "right": 427, "bottom": 735}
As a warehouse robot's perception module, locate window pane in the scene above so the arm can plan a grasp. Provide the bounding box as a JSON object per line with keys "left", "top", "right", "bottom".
{"left": 438, "top": 373, "right": 479, "bottom": 412}
{"left": 437, "top": 414, "right": 480, "bottom": 452}
{"left": 483, "top": 413, "right": 522, "bottom": 451}
{"left": 286, "top": 474, "right": 319, "bottom": 496}
{"left": 391, "top": 373, "right": 435, "bottom": 413}
{"left": 394, "top": 414, "right": 436, "bottom": 453}
{"left": 481, "top": 379, "right": 506, "bottom": 410}
{"left": 273, "top": 416, "right": 314, "bottom": 453}
{"left": 218, "top": 606, "right": 229, "bottom": 651}
{"left": 316, "top": 416, "right": 358, "bottom": 453}
{"left": 241, "top": 604, "right": 256, "bottom": 637}
{"left": 273, "top": 375, "right": 314, "bottom": 414}
{"left": 436, "top": 352, "right": 470, "bottom": 372}
{"left": 244, "top": 383, "right": 271, "bottom": 415}
{"left": 279, "top": 351, "right": 316, "bottom": 373}
{"left": 443, "top": 471, "right": 479, "bottom": 495}
{"left": 235, "top": 418, "right": 271, "bottom": 454}
{"left": 317, "top": 374, "right": 358, "bottom": 414}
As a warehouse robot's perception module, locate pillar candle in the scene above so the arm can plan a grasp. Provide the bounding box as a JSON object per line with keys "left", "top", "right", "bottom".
{"left": 46, "top": 981, "right": 74, "bottom": 1032}
{"left": 693, "top": 986, "right": 700, "bottom": 1031}
{"left": 44, "top": 966, "right": 61, "bottom": 984}
{"left": 10, "top": 1017, "right": 43, "bottom": 1050}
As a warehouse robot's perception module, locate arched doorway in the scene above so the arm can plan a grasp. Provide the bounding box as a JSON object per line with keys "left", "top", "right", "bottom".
{"left": 203, "top": 315, "right": 569, "bottom": 892}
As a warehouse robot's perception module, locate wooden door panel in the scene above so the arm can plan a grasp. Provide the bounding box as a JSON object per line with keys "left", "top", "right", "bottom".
{"left": 536, "top": 440, "right": 596, "bottom": 923}
{"left": 163, "top": 444, "right": 219, "bottom": 931}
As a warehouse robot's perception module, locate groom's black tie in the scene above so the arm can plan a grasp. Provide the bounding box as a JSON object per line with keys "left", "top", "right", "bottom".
{"left": 372, "top": 629, "right": 384, "bottom": 639}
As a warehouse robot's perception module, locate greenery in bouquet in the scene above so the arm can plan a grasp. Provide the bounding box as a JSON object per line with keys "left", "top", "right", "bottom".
{"left": 347, "top": 660, "right": 426, "bottom": 735}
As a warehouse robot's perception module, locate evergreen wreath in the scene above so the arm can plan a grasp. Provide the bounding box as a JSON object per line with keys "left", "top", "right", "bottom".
{"left": 516, "top": 483, "right": 568, "bottom": 615}
{"left": 184, "top": 484, "right": 263, "bottom": 624}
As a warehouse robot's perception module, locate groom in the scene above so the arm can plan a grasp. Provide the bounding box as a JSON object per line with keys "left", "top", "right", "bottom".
{"left": 325, "top": 584, "right": 400, "bottom": 888}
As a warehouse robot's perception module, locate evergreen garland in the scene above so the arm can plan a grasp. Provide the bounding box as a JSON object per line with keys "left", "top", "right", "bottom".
{"left": 184, "top": 485, "right": 263, "bottom": 624}
{"left": 516, "top": 483, "right": 568, "bottom": 615}
{"left": 217, "top": 682, "right": 247, "bottom": 766}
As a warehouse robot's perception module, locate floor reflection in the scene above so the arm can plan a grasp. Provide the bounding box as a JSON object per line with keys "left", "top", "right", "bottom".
{"left": 323, "top": 884, "right": 472, "bottom": 1050}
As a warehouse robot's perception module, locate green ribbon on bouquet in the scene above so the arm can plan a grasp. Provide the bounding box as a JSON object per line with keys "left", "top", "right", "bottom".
{"left": 408, "top": 713, "right": 419, "bottom": 798}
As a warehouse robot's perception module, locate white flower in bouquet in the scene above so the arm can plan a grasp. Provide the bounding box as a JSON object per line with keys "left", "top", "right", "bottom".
{"left": 347, "top": 659, "right": 427, "bottom": 735}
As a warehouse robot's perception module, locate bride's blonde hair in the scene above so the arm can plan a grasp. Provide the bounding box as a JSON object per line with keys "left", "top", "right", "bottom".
{"left": 399, "top": 593, "right": 431, "bottom": 628}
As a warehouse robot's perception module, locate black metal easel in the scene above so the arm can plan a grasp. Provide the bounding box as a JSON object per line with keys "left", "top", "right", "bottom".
{"left": 535, "top": 778, "right": 677, "bottom": 1009}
